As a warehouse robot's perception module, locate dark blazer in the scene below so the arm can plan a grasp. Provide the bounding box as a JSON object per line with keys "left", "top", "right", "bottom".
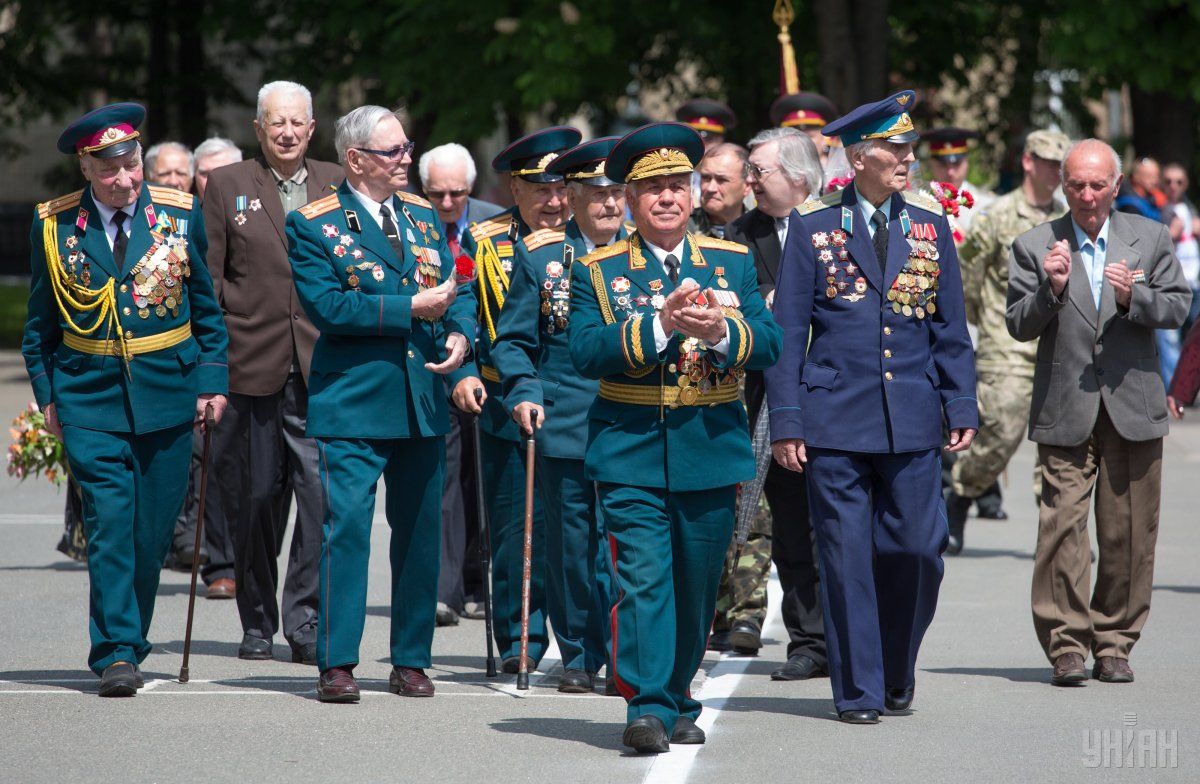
{"left": 726, "top": 208, "right": 783, "bottom": 299}
{"left": 1007, "top": 210, "right": 1191, "bottom": 445}
{"left": 204, "top": 155, "right": 343, "bottom": 396}
{"left": 466, "top": 197, "right": 502, "bottom": 226}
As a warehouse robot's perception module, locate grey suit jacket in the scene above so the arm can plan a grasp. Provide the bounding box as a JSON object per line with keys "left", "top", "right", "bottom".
{"left": 1006, "top": 211, "right": 1191, "bottom": 446}
{"left": 466, "top": 197, "right": 503, "bottom": 225}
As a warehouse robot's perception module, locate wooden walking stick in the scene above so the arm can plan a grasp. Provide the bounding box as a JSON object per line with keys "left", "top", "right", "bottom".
{"left": 517, "top": 409, "right": 538, "bottom": 690}
{"left": 472, "top": 387, "right": 498, "bottom": 677}
{"left": 179, "top": 403, "right": 216, "bottom": 684}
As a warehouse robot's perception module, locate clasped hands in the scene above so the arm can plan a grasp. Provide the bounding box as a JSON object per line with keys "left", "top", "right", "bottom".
{"left": 657, "top": 279, "right": 727, "bottom": 345}
{"left": 1043, "top": 239, "right": 1133, "bottom": 308}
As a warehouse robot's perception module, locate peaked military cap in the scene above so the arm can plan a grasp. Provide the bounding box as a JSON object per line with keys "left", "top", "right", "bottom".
{"left": 675, "top": 99, "right": 737, "bottom": 138}
{"left": 492, "top": 126, "right": 583, "bottom": 183}
{"left": 57, "top": 102, "right": 146, "bottom": 158}
{"left": 920, "top": 127, "right": 979, "bottom": 163}
{"left": 770, "top": 92, "right": 839, "bottom": 129}
{"left": 822, "top": 90, "right": 920, "bottom": 147}
{"left": 604, "top": 122, "right": 705, "bottom": 184}
{"left": 547, "top": 136, "right": 623, "bottom": 186}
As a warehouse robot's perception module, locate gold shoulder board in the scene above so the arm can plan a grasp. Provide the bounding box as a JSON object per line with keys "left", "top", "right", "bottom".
{"left": 36, "top": 189, "right": 85, "bottom": 220}
{"left": 579, "top": 239, "right": 628, "bottom": 267}
{"left": 147, "top": 184, "right": 195, "bottom": 211}
{"left": 797, "top": 190, "right": 841, "bottom": 216}
{"left": 470, "top": 218, "right": 510, "bottom": 243}
{"left": 902, "top": 190, "right": 945, "bottom": 216}
{"left": 298, "top": 193, "right": 341, "bottom": 220}
{"left": 695, "top": 235, "right": 749, "bottom": 254}
{"left": 523, "top": 227, "right": 566, "bottom": 252}
{"left": 396, "top": 191, "right": 432, "bottom": 209}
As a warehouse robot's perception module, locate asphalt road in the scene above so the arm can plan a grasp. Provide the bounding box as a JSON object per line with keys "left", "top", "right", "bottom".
{"left": 0, "top": 349, "right": 1196, "bottom": 782}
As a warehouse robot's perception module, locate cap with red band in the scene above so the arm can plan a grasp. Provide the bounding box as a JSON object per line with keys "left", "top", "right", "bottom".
{"left": 56, "top": 102, "right": 146, "bottom": 158}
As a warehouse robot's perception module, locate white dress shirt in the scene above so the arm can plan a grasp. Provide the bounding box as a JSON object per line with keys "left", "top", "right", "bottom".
{"left": 347, "top": 182, "right": 393, "bottom": 230}
{"left": 774, "top": 214, "right": 790, "bottom": 248}
{"left": 92, "top": 199, "right": 135, "bottom": 252}
{"left": 641, "top": 236, "right": 730, "bottom": 356}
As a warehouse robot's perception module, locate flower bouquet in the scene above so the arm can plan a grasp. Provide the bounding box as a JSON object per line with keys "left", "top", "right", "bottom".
{"left": 7, "top": 402, "right": 87, "bottom": 561}
{"left": 929, "top": 181, "right": 975, "bottom": 243}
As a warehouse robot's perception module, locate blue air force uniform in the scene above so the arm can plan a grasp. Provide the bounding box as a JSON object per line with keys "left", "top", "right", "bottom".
{"left": 764, "top": 92, "right": 978, "bottom": 716}
{"left": 568, "top": 124, "right": 781, "bottom": 739}
{"left": 450, "top": 127, "right": 581, "bottom": 669}
{"left": 490, "top": 136, "right": 626, "bottom": 678}
{"left": 22, "top": 104, "right": 228, "bottom": 679}
{"left": 287, "top": 182, "right": 474, "bottom": 672}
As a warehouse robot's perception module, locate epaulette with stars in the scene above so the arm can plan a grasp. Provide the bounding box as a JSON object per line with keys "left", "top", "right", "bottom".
{"left": 522, "top": 227, "right": 566, "bottom": 252}
{"left": 797, "top": 190, "right": 842, "bottom": 216}
{"left": 470, "top": 216, "right": 510, "bottom": 243}
{"left": 579, "top": 239, "right": 628, "bottom": 267}
{"left": 902, "top": 190, "right": 946, "bottom": 216}
{"left": 147, "top": 184, "right": 194, "bottom": 211}
{"left": 298, "top": 193, "right": 340, "bottom": 221}
{"left": 396, "top": 191, "right": 433, "bottom": 210}
{"left": 695, "top": 235, "right": 749, "bottom": 254}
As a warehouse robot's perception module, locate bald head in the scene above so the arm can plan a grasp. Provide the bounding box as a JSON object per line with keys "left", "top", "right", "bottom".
{"left": 1131, "top": 156, "right": 1161, "bottom": 192}
{"left": 1062, "top": 139, "right": 1123, "bottom": 240}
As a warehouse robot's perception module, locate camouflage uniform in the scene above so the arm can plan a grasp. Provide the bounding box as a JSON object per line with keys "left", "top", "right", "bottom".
{"left": 712, "top": 495, "right": 772, "bottom": 634}
{"left": 953, "top": 186, "right": 1066, "bottom": 500}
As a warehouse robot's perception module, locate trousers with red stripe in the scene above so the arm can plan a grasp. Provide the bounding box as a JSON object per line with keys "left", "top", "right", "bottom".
{"left": 597, "top": 482, "right": 736, "bottom": 732}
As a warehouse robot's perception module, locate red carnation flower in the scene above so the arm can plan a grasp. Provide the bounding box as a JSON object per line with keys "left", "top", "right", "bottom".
{"left": 454, "top": 254, "right": 475, "bottom": 283}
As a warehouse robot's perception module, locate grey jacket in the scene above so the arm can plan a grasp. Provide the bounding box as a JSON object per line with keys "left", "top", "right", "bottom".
{"left": 1006, "top": 211, "right": 1191, "bottom": 446}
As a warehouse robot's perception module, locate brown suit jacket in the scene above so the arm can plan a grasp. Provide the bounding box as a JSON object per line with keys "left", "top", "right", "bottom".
{"left": 203, "top": 156, "right": 343, "bottom": 395}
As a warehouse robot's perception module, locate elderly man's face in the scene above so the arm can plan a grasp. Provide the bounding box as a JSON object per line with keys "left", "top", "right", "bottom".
{"left": 254, "top": 90, "right": 314, "bottom": 170}
{"left": 82, "top": 149, "right": 143, "bottom": 209}
{"left": 1063, "top": 142, "right": 1121, "bottom": 239}
{"left": 1164, "top": 166, "right": 1189, "bottom": 203}
{"left": 1132, "top": 159, "right": 1160, "bottom": 192}
{"left": 748, "top": 140, "right": 810, "bottom": 218}
{"left": 630, "top": 174, "right": 691, "bottom": 236}
{"left": 698, "top": 151, "right": 749, "bottom": 220}
{"left": 852, "top": 141, "right": 914, "bottom": 197}
{"left": 511, "top": 177, "right": 569, "bottom": 230}
{"left": 424, "top": 160, "right": 472, "bottom": 225}
{"left": 348, "top": 115, "right": 411, "bottom": 193}
{"left": 194, "top": 150, "right": 241, "bottom": 199}
{"left": 150, "top": 148, "right": 193, "bottom": 192}
{"left": 570, "top": 183, "right": 626, "bottom": 241}
{"left": 929, "top": 156, "right": 968, "bottom": 189}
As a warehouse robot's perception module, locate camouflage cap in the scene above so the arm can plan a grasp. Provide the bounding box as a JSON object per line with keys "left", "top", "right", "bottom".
{"left": 1024, "top": 129, "right": 1070, "bottom": 162}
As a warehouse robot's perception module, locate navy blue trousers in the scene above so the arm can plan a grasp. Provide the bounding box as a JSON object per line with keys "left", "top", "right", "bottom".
{"left": 805, "top": 447, "right": 946, "bottom": 712}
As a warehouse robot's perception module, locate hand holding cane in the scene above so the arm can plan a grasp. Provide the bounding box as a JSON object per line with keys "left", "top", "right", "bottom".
{"left": 471, "top": 387, "right": 498, "bottom": 677}
{"left": 179, "top": 403, "right": 216, "bottom": 683}
{"left": 517, "top": 409, "right": 538, "bottom": 690}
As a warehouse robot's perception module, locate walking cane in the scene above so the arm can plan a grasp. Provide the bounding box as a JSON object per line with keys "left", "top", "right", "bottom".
{"left": 471, "top": 387, "right": 498, "bottom": 677}
{"left": 179, "top": 403, "right": 216, "bottom": 684}
{"left": 517, "top": 409, "right": 538, "bottom": 690}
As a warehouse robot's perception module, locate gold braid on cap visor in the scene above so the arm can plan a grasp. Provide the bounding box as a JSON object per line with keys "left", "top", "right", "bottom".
{"left": 626, "top": 148, "right": 694, "bottom": 182}
{"left": 78, "top": 127, "right": 140, "bottom": 156}
{"left": 861, "top": 112, "right": 914, "bottom": 141}
{"left": 565, "top": 159, "right": 607, "bottom": 180}
{"left": 510, "top": 151, "right": 561, "bottom": 177}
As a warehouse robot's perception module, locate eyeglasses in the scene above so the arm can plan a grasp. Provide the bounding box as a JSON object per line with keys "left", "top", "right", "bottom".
{"left": 426, "top": 188, "right": 469, "bottom": 200}
{"left": 354, "top": 141, "right": 415, "bottom": 161}
{"left": 747, "top": 164, "right": 777, "bottom": 180}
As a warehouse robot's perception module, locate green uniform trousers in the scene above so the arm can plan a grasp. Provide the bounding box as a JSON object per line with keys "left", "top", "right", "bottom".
{"left": 315, "top": 436, "right": 443, "bottom": 671}
{"left": 599, "top": 482, "right": 736, "bottom": 731}
{"left": 540, "top": 456, "right": 613, "bottom": 673}
{"left": 63, "top": 422, "right": 192, "bottom": 675}
{"left": 480, "top": 430, "right": 548, "bottom": 664}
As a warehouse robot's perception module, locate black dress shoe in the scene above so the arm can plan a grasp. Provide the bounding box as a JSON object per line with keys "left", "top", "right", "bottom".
{"left": 838, "top": 709, "right": 880, "bottom": 724}
{"left": 945, "top": 492, "right": 972, "bottom": 556}
{"left": 501, "top": 656, "right": 521, "bottom": 674}
{"left": 976, "top": 507, "right": 1008, "bottom": 520}
{"left": 291, "top": 642, "right": 317, "bottom": 665}
{"left": 728, "top": 621, "right": 762, "bottom": 655}
{"left": 707, "top": 630, "right": 731, "bottom": 652}
{"left": 238, "top": 633, "right": 273, "bottom": 660}
{"left": 671, "top": 715, "right": 706, "bottom": 744}
{"left": 623, "top": 716, "right": 670, "bottom": 754}
{"left": 435, "top": 602, "right": 460, "bottom": 627}
{"left": 604, "top": 678, "right": 621, "bottom": 697}
{"left": 885, "top": 685, "right": 915, "bottom": 712}
{"left": 771, "top": 654, "right": 825, "bottom": 681}
{"left": 558, "top": 669, "right": 594, "bottom": 693}
{"left": 98, "top": 662, "right": 140, "bottom": 698}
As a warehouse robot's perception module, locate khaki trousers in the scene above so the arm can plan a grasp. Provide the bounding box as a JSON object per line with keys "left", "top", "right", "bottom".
{"left": 1032, "top": 406, "right": 1162, "bottom": 661}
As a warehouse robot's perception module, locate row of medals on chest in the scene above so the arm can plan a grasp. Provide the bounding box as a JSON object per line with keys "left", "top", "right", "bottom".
{"left": 815, "top": 229, "right": 941, "bottom": 319}
{"left": 325, "top": 222, "right": 441, "bottom": 293}
{"left": 63, "top": 230, "right": 191, "bottom": 319}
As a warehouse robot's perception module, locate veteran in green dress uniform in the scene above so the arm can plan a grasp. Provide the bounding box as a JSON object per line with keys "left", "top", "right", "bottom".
{"left": 22, "top": 103, "right": 229, "bottom": 697}
{"left": 568, "top": 123, "right": 781, "bottom": 753}
{"left": 286, "top": 106, "right": 474, "bottom": 702}
{"left": 451, "top": 126, "right": 581, "bottom": 672}
{"left": 491, "top": 137, "right": 627, "bottom": 693}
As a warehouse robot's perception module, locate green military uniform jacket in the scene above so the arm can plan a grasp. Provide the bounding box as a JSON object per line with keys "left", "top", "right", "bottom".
{"left": 22, "top": 184, "right": 228, "bottom": 434}
{"left": 568, "top": 231, "right": 781, "bottom": 491}
{"left": 492, "top": 218, "right": 628, "bottom": 460}
{"left": 286, "top": 181, "right": 474, "bottom": 440}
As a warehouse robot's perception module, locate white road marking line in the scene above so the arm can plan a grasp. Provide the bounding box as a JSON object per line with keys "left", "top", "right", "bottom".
{"left": 641, "top": 573, "right": 783, "bottom": 784}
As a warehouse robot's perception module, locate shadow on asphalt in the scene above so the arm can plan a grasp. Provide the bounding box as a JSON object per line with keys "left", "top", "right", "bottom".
{"left": 0, "top": 561, "right": 87, "bottom": 572}
{"left": 718, "top": 696, "right": 838, "bottom": 721}
{"left": 949, "top": 547, "right": 1034, "bottom": 560}
{"left": 0, "top": 669, "right": 176, "bottom": 692}
{"left": 1154, "top": 584, "right": 1200, "bottom": 594}
{"left": 489, "top": 717, "right": 626, "bottom": 751}
{"left": 923, "top": 666, "right": 1047, "bottom": 683}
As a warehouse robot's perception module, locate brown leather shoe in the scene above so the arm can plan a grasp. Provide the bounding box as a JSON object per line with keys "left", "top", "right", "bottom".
{"left": 389, "top": 666, "right": 434, "bottom": 697}
{"left": 317, "top": 666, "right": 360, "bottom": 703}
{"left": 1051, "top": 652, "right": 1088, "bottom": 686}
{"left": 1093, "top": 656, "right": 1135, "bottom": 683}
{"left": 206, "top": 578, "right": 235, "bottom": 600}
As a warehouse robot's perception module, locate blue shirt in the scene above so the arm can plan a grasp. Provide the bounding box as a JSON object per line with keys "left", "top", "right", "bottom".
{"left": 855, "top": 184, "right": 890, "bottom": 238}
{"left": 1072, "top": 217, "right": 1110, "bottom": 309}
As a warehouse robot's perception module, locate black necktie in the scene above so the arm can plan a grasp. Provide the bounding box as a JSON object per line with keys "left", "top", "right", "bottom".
{"left": 665, "top": 253, "right": 680, "bottom": 284}
{"left": 870, "top": 209, "right": 888, "bottom": 272}
{"left": 111, "top": 211, "right": 128, "bottom": 269}
{"left": 378, "top": 203, "right": 405, "bottom": 259}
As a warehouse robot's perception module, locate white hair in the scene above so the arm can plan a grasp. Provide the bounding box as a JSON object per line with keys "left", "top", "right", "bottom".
{"left": 145, "top": 141, "right": 194, "bottom": 178}
{"left": 193, "top": 137, "right": 242, "bottom": 165}
{"left": 256, "top": 81, "right": 313, "bottom": 123}
{"left": 1061, "top": 138, "right": 1123, "bottom": 185}
{"left": 418, "top": 143, "right": 477, "bottom": 189}
{"left": 748, "top": 127, "right": 824, "bottom": 196}
{"left": 334, "top": 105, "right": 398, "bottom": 163}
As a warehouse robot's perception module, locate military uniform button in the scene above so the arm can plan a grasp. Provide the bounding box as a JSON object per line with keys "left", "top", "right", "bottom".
{"left": 402, "top": 278, "right": 409, "bottom": 286}
{"left": 884, "top": 326, "right": 892, "bottom": 335}
{"left": 883, "top": 349, "right": 892, "bottom": 358}
{"left": 407, "top": 350, "right": 415, "bottom": 359}
{"left": 119, "top": 284, "right": 128, "bottom": 293}
{"left": 884, "top": 371, "right": 894, "bottom": 381}
{"left": 121, "top": 307, "right": 130, "bottom": 316}
{"left": 125, "top": 330, "right": 134, "bottom": 340}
